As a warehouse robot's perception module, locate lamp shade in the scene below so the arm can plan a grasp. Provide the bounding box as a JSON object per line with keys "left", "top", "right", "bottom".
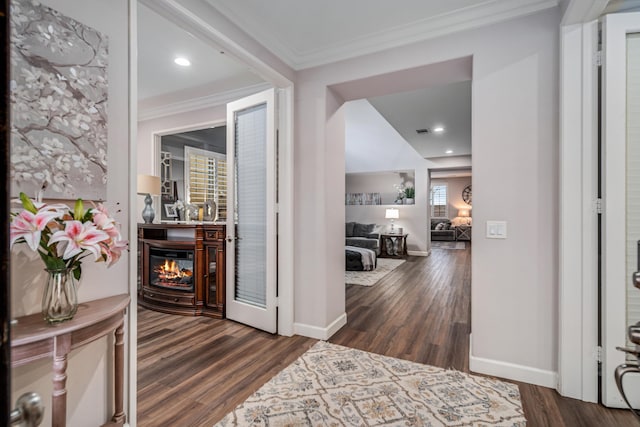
{"left": 457, "top": 209, "right": 470, "bottom": 218}
{"left": 385, "top": 208, "right": 399, "bottom": 219}
{"left": 137, "top": 175, "right": 161, "bottom": 195}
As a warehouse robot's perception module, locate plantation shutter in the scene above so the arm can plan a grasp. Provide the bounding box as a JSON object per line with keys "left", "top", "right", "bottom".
{"left": 184, "top": 146, "right": 227, "bottom": 221}
{"left": 431, "top": 184, "right": 448, "bottom": 217}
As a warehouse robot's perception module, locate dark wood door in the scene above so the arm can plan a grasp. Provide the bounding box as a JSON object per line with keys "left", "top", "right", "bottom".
{"left": 2, "top": 0, "right": 12, "bottom": 421}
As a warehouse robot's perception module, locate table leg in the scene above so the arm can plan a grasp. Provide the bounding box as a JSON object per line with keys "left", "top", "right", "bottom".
{"left": 52, "top": 334, "right": 71, "bottom": 427}
{"left": 111, "top": 322, "right": 126, "bottom": 424}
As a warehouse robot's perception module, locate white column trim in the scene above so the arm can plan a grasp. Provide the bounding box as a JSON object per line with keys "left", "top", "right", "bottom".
{"left": 127, "top": 0, "right": 138, "bottom": 425}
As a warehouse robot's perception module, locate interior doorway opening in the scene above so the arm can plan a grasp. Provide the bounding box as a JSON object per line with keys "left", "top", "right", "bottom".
{"left": 335, "top": 57, "right": 473, "bottom": 368}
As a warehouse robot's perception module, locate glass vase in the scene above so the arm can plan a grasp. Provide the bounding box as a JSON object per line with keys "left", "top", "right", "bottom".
{"left": 42, "top": 268, "right": 78, "bottom": 324}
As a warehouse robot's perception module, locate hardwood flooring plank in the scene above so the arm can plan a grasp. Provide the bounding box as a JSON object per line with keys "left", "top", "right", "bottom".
{"left": 137, "top": 243, "right": 637, "bottom": 426}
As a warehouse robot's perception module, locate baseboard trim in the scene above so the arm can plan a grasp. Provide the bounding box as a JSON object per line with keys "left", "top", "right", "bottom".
{"left": 294, "top": 313, "right": 347, "bottom": 340}
{"left": 468, "top": 334, "right": 558, "bottom": 388}
{"left": 407, "top": 250, "right": 430, "bottom": 257}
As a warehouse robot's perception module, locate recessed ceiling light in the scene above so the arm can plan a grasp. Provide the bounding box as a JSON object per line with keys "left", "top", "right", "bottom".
{"left": 445, "top": 149, "right": 453, "bottom": 154}
{"left": 433, "top": 126, "right": 445, "bottom": 133}
{"left": 174, "top": 57, "right": 191, "bottom": 67}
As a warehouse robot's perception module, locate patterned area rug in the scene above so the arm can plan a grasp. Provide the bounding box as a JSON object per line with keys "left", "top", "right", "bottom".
{"left": 432, "top": 241, "right": 467, "bottom": 250}
{"left": 215, "top": 341, "right": 526, "bottom": 426}
{"left": 345, "top": 258, "right": 405, "bottom": 286}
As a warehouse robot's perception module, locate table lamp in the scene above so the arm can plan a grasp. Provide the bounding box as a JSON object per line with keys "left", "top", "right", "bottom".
{"left": 137, "top": 174, "right": 161, "bottom": 224}
{"left": 458, "top": 208, "right": 470, "bottom": 225}
{"left": 385, "top": 208, "right": 399, "bottom": 233}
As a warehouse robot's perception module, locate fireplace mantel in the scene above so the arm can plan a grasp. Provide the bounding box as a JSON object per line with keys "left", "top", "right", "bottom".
{"left": 138, "top": 223, "right": 226, "bottom": 318}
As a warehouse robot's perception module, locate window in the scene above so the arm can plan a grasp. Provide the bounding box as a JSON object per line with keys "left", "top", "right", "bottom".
{"left": 430, "top": 184, "right": 448, "bottom": 217}
{"left": 185, "top": 146, "right": 227, "bottom": 220}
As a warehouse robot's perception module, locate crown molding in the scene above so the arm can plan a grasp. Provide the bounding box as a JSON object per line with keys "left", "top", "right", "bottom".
{"left": 211, "top": 0, "right": 558, "bottom": 70}
{"left": 138, "top": 82, "right": 272, "bottom": 122}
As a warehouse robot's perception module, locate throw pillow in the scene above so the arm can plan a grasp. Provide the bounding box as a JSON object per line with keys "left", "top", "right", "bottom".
{"left": 435, "top": 222, "right": 445, "bottom": 230}
{"left": 353, "top": 223, "right": 375, "bottom": 237}
{"left": 346, "top": 222, "right": 355, "bottom": 237}
{"left": 443, "top": 223, "right": 451, "bottom": 230}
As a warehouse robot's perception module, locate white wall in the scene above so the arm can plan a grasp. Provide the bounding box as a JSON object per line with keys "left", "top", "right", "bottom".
{"left": 344, "top": 99, "right": 431, "bottom": 254}
{"left": 294, "top": 8, "right": 559, "bottom": 387}
{"left": 11, "top": 1, "right": 130, "bottom": 425}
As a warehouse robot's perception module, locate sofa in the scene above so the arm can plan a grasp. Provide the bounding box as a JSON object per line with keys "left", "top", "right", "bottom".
{"left": 346, "top": 222, "right": 381, "bottom": 255}
{"left": 430, "top": 218, "right": 456, "bottom": 241}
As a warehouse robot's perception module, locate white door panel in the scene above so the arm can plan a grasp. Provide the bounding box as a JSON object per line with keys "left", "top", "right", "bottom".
{"left": 602, "top": 11, "right": 640, "bottom": 408}
{"left": 225, "top": 88, "right": 277, "bottom": 333}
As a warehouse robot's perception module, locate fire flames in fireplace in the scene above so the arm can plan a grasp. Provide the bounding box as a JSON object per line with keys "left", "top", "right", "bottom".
{"left": 153, "top": 259, "right": 193, "bottom": 289}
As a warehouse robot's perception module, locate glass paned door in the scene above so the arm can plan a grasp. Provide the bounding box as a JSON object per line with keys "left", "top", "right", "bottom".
{"left": 225, "top": 89, "right": 277, "bottom": 333}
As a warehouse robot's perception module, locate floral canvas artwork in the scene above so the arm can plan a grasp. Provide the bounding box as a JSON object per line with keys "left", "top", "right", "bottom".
{"left": 10, "top": 0, "right": 109, "bottom": 200}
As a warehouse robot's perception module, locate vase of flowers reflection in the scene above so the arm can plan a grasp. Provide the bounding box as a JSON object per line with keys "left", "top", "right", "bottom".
{"left": 10, "top": 193, "right": 128, "bottom": 324}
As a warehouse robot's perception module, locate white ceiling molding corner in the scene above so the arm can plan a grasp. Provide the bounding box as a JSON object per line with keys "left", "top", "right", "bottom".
{"left": 561, "top": 0, "right": 610, "bottom": 25}
{"left": 208, "top": 0, "right": 558, "bottom": 70}
{"left": 138, "top": 82, "right": 272, "bottom": 122}
{"left": 204, "top": 0, "right": 301, "bottom": 70}
{"left": 292, "top": 0, "right": 559, "bottom": 70}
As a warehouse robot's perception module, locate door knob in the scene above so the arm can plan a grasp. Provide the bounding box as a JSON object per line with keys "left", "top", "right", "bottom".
{"left": 10, "top": 392, "right": 44, "bottom": 426}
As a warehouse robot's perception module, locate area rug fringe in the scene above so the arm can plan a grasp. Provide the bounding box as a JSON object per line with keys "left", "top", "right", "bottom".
{"left": 215, "top": 341, "right": 527, "bottom": 426}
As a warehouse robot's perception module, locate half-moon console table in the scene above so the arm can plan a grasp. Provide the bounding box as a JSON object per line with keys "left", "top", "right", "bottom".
{"left": 11, "top": 294, "right": 130, "bottom": 427}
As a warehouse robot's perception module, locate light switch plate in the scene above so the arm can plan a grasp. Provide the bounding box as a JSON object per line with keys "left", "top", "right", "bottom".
{"left": 486, "top": 221, "right": 507, "bottom": 239}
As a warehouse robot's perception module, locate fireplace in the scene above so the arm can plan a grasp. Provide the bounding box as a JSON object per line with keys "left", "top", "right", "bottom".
{"left": 149, "top": 247, "right": 194, "bottom": 292}
{"left": 138, "top": 223, "right": 226, "bottom": 318}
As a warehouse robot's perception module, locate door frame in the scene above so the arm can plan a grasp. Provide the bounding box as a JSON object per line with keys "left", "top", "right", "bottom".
{"left": 128, "top": 5, "right": 295, "bottom": 423}
{"left": 2, "top": 0, "right": 11, "bottom": 421}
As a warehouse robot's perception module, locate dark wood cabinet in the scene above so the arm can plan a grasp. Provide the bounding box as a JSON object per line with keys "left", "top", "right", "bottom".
{"left": 138, "top": 223, "right": 226, "bottom": 318}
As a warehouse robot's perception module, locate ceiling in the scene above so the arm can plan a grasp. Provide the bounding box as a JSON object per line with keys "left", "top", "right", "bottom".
{"left": 138, "top": 0, "right": 561, "bottom": 160}
{"left": 206, "top": 0, "right": 559, "bottom": 70}
{"left": 368, "top": 81, "right": 471, "bottom": 159}
{"left": 137, "top": 2, "right": 263, "bottom": 104}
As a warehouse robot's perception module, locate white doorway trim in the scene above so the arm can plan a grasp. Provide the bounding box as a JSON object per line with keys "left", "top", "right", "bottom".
{"left": 128, "top": 0, "right": 139, "bottom": 423}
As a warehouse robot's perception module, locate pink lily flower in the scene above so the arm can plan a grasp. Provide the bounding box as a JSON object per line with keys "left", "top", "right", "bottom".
{"left": 49, "top": 220, "right": 109, "bottom": 260}
{"left": 102, "top": 238, "right": 129, "bottom": 266}
{"left": 10, "top": 209, "right": 61, "bottom": 251}
{"left": 91, "top": 203, "right": 116, "bottom": 231}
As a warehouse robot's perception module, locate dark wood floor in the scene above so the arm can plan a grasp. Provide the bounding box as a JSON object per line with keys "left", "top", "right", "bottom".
{"left": 137, "top": 243, "right": 637, "bottom": 426}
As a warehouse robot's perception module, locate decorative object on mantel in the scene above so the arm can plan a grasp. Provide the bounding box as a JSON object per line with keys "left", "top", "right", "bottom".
{"left": 10, "top": 193, "right": 128, "bottom": 323}
{"left": 203, "top": 199, "right": 218, "bottom": 221}
{"left": 137, "top": 175, "right": 161, "bottom": 224}
{"left": 385, "top": 208, "right": 399, "bottom": 233}
{"left": 404, "top": 186, "right": 415, "bottom": 204}
{"left": 10, "top": 0, "right": 109, "bottom": 200}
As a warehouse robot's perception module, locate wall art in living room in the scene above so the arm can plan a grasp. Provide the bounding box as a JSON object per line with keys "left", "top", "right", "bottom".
{"left": 10, "top": 0, "right": 109, "bottom": 200}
